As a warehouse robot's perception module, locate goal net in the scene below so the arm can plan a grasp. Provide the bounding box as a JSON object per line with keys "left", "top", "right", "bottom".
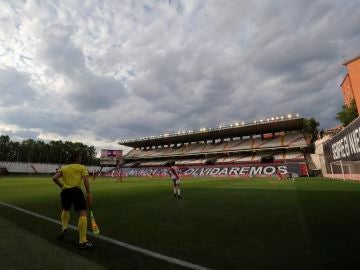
{"left": 329, "top": 160, "right": 360, "bottom": 181}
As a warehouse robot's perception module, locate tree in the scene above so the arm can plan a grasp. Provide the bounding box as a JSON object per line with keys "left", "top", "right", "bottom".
{"left": 0, "top": 135, "right": 10, "bottom": 161}
{"left": 303, "top": 118, "right": 320, "bottom": 143}
{"left": 0, "top": 135, "right": 100, "bottom": 165}
{"left": 336, "top": 99, "right": 358, "bottom": 127}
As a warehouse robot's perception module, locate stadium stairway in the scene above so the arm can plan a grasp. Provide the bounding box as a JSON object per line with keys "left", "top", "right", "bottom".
{"left": 304, "top": 153, "right": 317, "bottom": 176}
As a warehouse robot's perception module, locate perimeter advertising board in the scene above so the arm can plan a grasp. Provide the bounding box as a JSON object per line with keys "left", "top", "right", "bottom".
{"left": 323, "top": 116, "right": 360, "bottom": 165}
{"left": 117, "top": 162, "right": 308, "bottom": 177}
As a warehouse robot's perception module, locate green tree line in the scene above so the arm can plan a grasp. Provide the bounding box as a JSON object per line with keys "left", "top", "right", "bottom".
{"left": 0, "top": 135, "right": 100, "bottom": 165}
{"left": 336, "top": 99, "right": 359, "bottom": 127}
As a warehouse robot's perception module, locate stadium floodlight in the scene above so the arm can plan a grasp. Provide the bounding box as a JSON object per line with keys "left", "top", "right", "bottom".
{"left": 260, "top": 119, "right": 263, "bottom": 122}
{"left": 288, "top": 114, "right": 292, "bottom": 118}
{"left": 276, "top": 117, "right": 279, "bottom": 120}
{"left": 271, "top": 117, "right": 274, "bottom": 121}
{"left": 241, "top": 122, "right": 245, "bottom": 125}
{"left": 254, "top": 121, "right": 257, "bottom": 124}
{"left": 235, "top": 122, "right": 239, "bottom": 126}
{"left": 219, "top": 125, "right": 222, "bottom": 128}
{"left": 281, "top": 116, "right": 284, "bottom": 119}
{"left": 296, "top": 113, "right": 299, "bottom": 117}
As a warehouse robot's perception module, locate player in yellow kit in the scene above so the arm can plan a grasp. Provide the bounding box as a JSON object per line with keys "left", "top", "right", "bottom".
{"left": 52, "top": 152, "right": 93, "bottom": 249}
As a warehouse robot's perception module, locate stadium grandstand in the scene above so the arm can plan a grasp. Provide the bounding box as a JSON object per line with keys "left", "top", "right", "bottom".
{"left": 117, "top": 115, "right": 311, "bottom": 177}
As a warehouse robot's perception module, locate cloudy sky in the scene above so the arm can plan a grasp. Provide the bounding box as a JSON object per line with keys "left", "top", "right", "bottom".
{"left": 0, "top": 0, "right": 359, "bottom": 153}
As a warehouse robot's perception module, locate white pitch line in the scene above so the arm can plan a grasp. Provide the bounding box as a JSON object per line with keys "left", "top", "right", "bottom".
{"left": 0, "top": 201, "right": 210, "bottom": 270}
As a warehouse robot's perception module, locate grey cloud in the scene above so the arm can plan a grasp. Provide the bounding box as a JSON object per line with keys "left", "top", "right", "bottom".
{"left": 2, "top": 107, "right": 81, "bottom": 136}
{"left": 0, "top": 68, "right": 36, "bottom": 106}
{"left": 36, "top": 25, "right": 128, "bottom": 112}
{"left": 0, "top": 128, "right": 40, "bottom": 141}
{"left": 1, "top": 0, "right": 360, "bottom": 148}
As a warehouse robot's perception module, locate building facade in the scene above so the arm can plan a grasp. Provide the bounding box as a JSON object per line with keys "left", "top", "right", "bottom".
{"left": 341, "top": 55, "right": 360, "bottom": 109}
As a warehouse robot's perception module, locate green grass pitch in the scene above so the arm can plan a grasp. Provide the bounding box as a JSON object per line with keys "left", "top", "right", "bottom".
{"left": 1, "top": 176, "right": 360, "bottom": 269}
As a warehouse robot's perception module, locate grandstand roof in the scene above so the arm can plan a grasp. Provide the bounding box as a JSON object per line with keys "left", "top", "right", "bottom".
{"left": 120, "top": 117, "right": 305, "bottom": 148}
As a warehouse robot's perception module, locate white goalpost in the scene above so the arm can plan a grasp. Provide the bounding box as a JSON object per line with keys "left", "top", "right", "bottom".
{"left": 329, "top": 160, "right": 360, "bottom": 181}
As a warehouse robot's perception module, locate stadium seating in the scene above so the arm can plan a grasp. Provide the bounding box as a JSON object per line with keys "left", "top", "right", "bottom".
{"left": 216, "top": 156, "right": 239, "bottom": 164}
{"left": 283, "top": 134, "right": 307, "bottom": 147}
{"left": 0, "top": 161, "right": 104, "bottom": 174}
{"left": 226, "top": 139, "right": 253, "bottom": 151}
{"left": 273, "top": 152, "right": 286, "bottom": 162}
{"left": 126, "top": 149, "right": 143, "bottom": 158}
{"left": 139, "top": 161, "right": 168, "bottom": 166}
{"left": 285, "top": 151, "right": 305, "bottom": 161}
{"left": 0, "top": 162, "right": 58, "bottom": 173}
{"left": 236, "top": 154, "right": 255, "bottom": 163}
{"left": 123, "top": 133, "right": 307, "bottom": 168}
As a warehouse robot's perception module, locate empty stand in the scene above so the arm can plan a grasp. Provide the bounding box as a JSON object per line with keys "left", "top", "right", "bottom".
{"left": 285, "top": 151, "right": 305, "bottom": 161}
{"left": 0, "top": 161, "right": 104, "bottom": 174}
{"left": 123, "top": 133, "right": 307, "bottom": 167}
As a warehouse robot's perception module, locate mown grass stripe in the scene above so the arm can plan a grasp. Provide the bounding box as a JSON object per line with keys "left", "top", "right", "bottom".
{"left": 0, "top": 201, "right": 210, "bottom": 270}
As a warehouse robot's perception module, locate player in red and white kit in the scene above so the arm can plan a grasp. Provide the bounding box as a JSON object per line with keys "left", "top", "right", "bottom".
{"left": 169, "top": 163, "right": 182, "bottom": 199}
{"left": 275, "top": 168, "right": 283, "bottom": 180}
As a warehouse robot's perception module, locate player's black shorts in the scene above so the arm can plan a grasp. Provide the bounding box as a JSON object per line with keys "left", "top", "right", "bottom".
{"left": 60, "top": 187, "right": 87, "bottom": 212}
